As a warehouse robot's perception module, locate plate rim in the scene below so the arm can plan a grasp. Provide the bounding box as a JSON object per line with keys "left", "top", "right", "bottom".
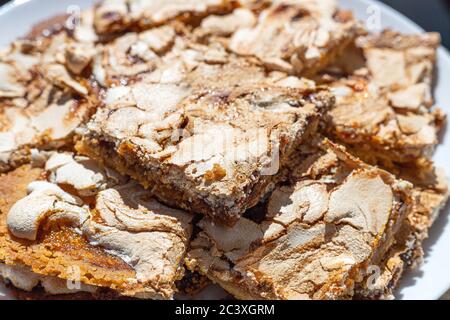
{"left": 0, "top": 0, "right": 33, "bottom": 16}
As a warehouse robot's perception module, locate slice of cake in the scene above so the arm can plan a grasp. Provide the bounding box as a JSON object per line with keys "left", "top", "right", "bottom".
{"left": 0, "top": 31, "right": 97, "bottom": 173}
{"left": 186, "top": 140, "right": 414, "bottom": 299}
{"left": 93, "top": 0, "right": 233, "bottom": 35}
{"left": 355, "top": 164, "right": 448, "bottom": 299}
{"left": 324, "top": 31, "right": 445, "bottom": 167}
{"left": 0, "top": 152, "right": 194, "bottom": 299}
{"left": 228, "top": 0, "right": 362, "bottom": 76}
{"left": 76, "top": 82, "right": 333, "bottom": 226}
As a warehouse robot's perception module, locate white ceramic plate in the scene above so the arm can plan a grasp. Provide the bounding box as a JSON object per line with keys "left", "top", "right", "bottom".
{"left": 0, "top": 0, "right": 449, "bottom": 300}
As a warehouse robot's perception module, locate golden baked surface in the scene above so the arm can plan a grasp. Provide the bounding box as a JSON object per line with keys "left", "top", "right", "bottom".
{"left": 0, "top": 0, "right": 448, "bottom": 300}
{"left": 0, "top": 153, "right": 194, "bottom": 299}
{"left": 187, "top": 141, "right": 414, "bottom": 299}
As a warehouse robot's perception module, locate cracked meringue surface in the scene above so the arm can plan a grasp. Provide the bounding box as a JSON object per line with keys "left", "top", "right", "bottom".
{"left": 0, "top": 0, "right": 448, "bottom": 300}
{"left": 0, "top": 152, "right": 194, "bottom": 299}
{"left": 228, "top": 0, "right": 363, "bottom": 76}
{"left": 322, "top": 30, "right": 445, "bottom": 168}
{"left": 93, "top": 0, "right": 233, "bottom": 35}
{"left": 354, "top": 161, "right": 449, "bottom": 299}
{"left": 0, "top": 31, "right": 97, "bottom": 173}
{"left": 186, "top": 140, "right": 414, "bottom": 299}
{"left": 77, "top": 83, "right": 333, "bottom": 226}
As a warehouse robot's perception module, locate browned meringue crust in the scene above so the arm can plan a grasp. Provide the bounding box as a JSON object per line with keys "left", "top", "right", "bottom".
{"left": 0, "top": 153, "right": 194, "bottom": 299}
{"left": 314, "top": 30, "right": 448, "bottom": 299}
{"left": 322, "top": 30, "right": 445, "bottom": 168}
{"left": 0, "top": 0, "right": 448, "bottom": 301}
{"left": 227, "top": 0, "right": 363, "bottom": 76}
{"left": 75, "top": 1, "right": 345, "bottom": 226}
{"left": 186, "top": 140, "right": 414, "bottom": 299}
{"left": 354, "top": 163, "right": 449, "bottom": 299}
{"left": 0, "top": 30, "right": 98, "bottom": 173}
{"left": 77, "top": 83, "right": 333, "bottom": 226}
{"left": 93, "top": 0, "right": 235, "bottom": 35}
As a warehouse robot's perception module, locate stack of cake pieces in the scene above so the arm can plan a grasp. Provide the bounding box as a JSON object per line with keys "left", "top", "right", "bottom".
{"left": 0, "top": 0, "right": 448, "bottom": 300}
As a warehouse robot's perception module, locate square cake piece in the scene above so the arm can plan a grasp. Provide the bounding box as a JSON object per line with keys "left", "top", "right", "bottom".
{"left": 90, "top": 21, "right": 314, "bottom": 89}
{"left": 0, "top": 152, "right": 194, "bottom": 299}
{"left": 80, "top": 24, "right": 328, "bottom": 226}
{"left": 355, "top": 164, "right": 448, "bottom": 299}
{"left": 186, "top": 140, "right": 414, "bottom": 299}
{"left": 77, "top": 82, "right": 333, "bottom": 226}
{"left": 0, "top": 31, "right": 97, "bottom": 173}
{"left": 93, "top": 0, "right": 233, "bottom": 35}
{"left": 323, "top": 30, "right": 445, "bottom": 167}
{"left": 228, "top": 0, "right": 362, "bottom": 76}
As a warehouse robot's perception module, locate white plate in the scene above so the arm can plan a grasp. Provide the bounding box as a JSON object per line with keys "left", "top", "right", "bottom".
{"left": 0, "top": 0, "right": 449, "bottom": 300}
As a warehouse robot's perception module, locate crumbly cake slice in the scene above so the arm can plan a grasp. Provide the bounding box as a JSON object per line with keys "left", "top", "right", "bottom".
{"left": 358, "top": 30, "right": 440, "bottom": 97}
{"left": 0, "top": 152, "right": 194, "bottom": 299}
{"left": 91, "top": 22, "right": 184, "bottom": 87}
{"left": 186, "top": 140, "right": 414, "bottom": 299}
{"left": 0, "top": 31, "right": 98, "bottom": 173}
{"left": 355, "top": 164, "right": 449, "bottom": 299}
{"left": 93, "top": 0, "right": 233, "bottom": 35}
{"left": 323, "top": 30, "right": 445, "bottom": 167}
{"left": 90, "top": 22, "right": 313, "bottom": 90}
{"left": 76, "top": 83, "right": 333, "bottom": 226}
{"left": 227, "top": 0, "right": 362, "bottom": 76}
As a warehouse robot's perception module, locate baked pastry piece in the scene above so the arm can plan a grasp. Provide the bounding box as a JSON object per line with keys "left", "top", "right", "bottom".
{"left": 227, "top": 0, "right": 362, "bottom": 76}
{"left": 90, "top": 21, "right": 314, "bottom": 90}
{"left": 355, "top": 164, "right": 449, "bottom": 299}
{"left": 91, "top": 22, "right": 184, "bottom": 87}
{"left": 0, "top": 0, "right": 447, "bottom": 301}
{"left": 93, "top": 0, "right": 233, "bottom": 35}
{"left": 0, "top": 152, "right": 194, "bottom": 299}
{"left": 324, "top": 31, "right": 445, "bottom": 167}
{"left": 79, "top": 19, "right": 329, "bottom": 227}
{"left": 0, "top": 31, "right": 97, "bottom": 173}
{"left": 318, "top": 31, "right": 449, "bottom": 298}
{"left": 76, "top": 82, "right": 333, "bottom": 226}
{"left": 186, "top": 140, "right": 414, "bottom": 299}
